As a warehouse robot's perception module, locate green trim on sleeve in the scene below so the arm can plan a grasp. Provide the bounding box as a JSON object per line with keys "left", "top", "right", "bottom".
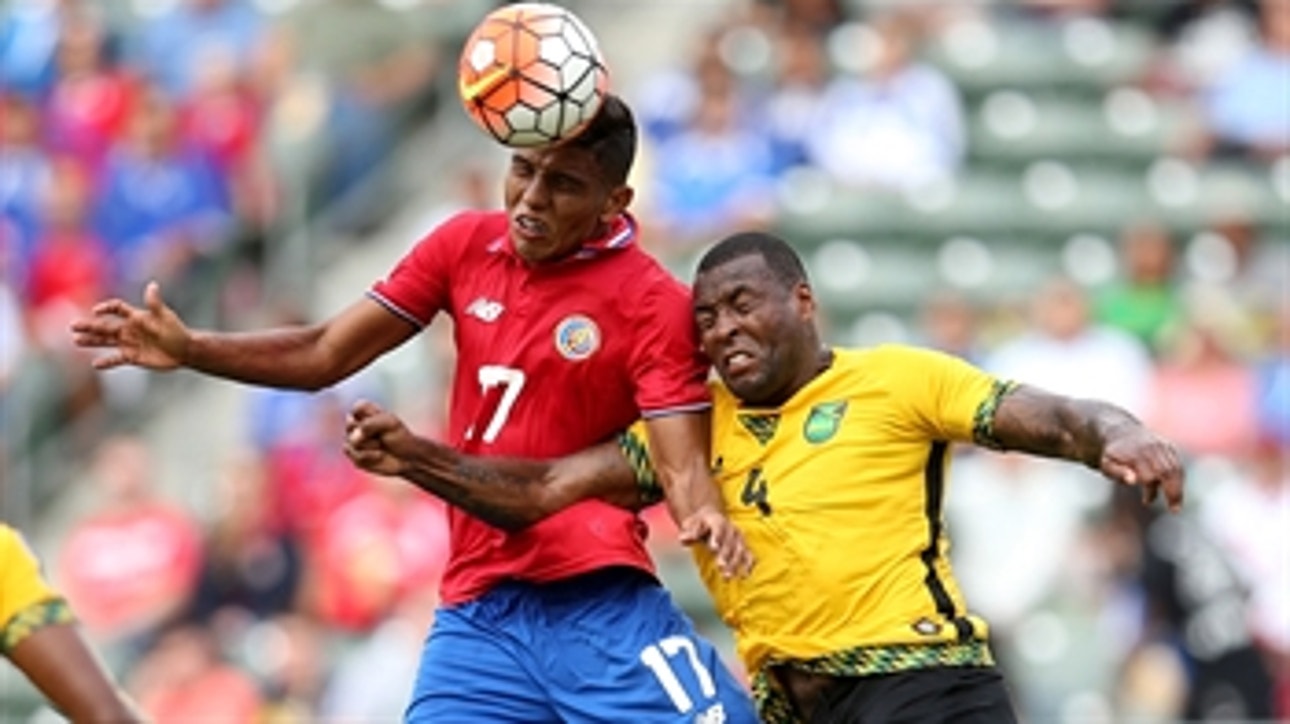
{"left": 1, "top": 597, "right": 75, "bottom": 656}
{"left": 617, "top": 428, "right": 664, "bottom": 506}
{"left": 972, "top": 380, "right": 1018, "bottom": 450}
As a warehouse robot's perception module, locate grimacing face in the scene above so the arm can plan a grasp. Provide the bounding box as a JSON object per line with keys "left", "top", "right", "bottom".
{"left": 503, "top": 146, "right": 631, "bottom": 263}
{"left": 693, "top": 254, "right": 817, "bottom": 407}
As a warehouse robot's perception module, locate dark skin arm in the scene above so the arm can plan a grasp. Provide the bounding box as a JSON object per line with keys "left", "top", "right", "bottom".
{"left": 345, "top": 400, "right": 640, "bottom": 530}
{"left": 345, "top": 402, "right": 753, "bottom": 576}
{"left": 641, "top": 413, "right": 753, "bottom": 575}
{"left": 991, "top": 384, "right": 1185, "bottom": 512}
{"left": 9, "top": 622, "right": 146, "bottom": 723}
{"left": 69, "top": 282, "right": 415, "bottom": 390}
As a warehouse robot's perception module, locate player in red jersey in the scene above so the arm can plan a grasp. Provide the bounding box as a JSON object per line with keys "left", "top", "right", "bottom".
{"left": 71, "top": 95, "right": 758, "bottom": 722}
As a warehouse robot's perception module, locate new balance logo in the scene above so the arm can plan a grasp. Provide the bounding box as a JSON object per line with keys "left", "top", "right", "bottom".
{"left": 466, "top": 297, "right": 505, "bottom": 322}
{"left": 694, "top": 703, "right": 726, "bottom": 724}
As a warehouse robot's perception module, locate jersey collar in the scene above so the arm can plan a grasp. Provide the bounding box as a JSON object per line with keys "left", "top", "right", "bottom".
{"left": 572, "top": 213, "right": 637, "bottom": 259}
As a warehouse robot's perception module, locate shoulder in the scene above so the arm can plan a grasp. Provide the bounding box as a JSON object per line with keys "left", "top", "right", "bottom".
{"left": 614, "top": 251, "right": 690, "bottom": 307}
{"left": 836, "top": 345, "right": 995, "bottom": 399}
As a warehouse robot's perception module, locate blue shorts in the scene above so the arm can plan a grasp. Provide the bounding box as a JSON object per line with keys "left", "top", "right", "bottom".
{"left": 406, "top": 567, "right": 758, "bottom": 723}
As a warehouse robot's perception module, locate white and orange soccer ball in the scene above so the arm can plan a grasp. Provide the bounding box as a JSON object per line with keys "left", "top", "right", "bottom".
{"left": 457, "top": 3, "right": 610, "bottom": 148}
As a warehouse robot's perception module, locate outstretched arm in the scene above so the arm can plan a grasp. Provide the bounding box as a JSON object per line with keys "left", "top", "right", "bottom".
{"left": 987, "top": 384, "right": 1185, "bottom": 511}
{"left": 345, "top": 401, "right": 640, "bottom": 530}
{"left": 70, "top": 282, "right": 415, "bottom": 390}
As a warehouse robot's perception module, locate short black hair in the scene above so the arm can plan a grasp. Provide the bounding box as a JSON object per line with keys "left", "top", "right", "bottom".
{"left": 696, "top": 231, "right": 810, "bottom": 290}
{"left": 567, "top": 93, "right": 636, "bottom": 185}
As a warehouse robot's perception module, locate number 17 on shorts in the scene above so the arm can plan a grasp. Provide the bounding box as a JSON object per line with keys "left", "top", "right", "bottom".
{"left": 638, "top": 635, "right": 756, "bottom": 723}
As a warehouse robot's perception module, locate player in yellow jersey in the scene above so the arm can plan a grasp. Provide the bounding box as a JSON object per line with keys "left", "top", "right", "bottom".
{"left": 343, "top": 231, "right": 1185, "bottom": 723}
{"left": 1, "top": 523, "right": 145, "bottom": 723}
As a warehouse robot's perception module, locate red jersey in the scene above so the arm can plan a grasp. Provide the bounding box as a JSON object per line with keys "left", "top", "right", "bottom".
{"left": 369, "top": 211, "right": 708, "bottom": 603}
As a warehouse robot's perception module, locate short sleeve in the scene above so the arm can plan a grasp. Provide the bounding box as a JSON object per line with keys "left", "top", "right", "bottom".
{"left": 875, "top": 346, "right": 1006, "bottom": 444}
{"left": 628, "top": 276, "right": 711, "bottom": 416}
{"left": 0, "top": 526, "right": 71, "bottom": 656}
{"left": 368, "top": 212, "right": 477, "bottom": 327}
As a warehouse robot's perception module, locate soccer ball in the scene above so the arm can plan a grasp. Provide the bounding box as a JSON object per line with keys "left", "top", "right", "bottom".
{"left": 457, "top": 3, "right": 609, "bottom": 148}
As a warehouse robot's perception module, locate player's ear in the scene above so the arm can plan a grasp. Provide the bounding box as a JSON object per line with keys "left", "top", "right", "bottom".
{"left": 793, "top": 282, "right": 816, "bottom": 319}
{"left": 601, "top": 184, "right": 633, "bottom": 224}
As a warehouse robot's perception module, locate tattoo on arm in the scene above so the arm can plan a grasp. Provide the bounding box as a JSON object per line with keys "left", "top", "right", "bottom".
{"left": 398, "top": 439, "right": 641, "bottom": 531}
{"left": 399, "top": 443, "right": 552, "bottom": 531}
{"left": 988, "top": 384, "right": 1139, "bottom": 468}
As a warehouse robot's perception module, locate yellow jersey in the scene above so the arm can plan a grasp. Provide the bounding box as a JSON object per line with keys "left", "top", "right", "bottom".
{"left": 1, "top": 523, "right": 74, "bottom": 656}
{"left": 623, "top": 345, "right": 1015, "bottom": 721}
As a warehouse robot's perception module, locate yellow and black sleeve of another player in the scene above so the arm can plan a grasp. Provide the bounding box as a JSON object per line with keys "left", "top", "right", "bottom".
{"left": 0, "top": 525, "right": 76, "bottom": 657}
{"left": 1, "top": 598, "right": 74, "bottom": 656}
{"left": 617, "top": 421, "right": 664, "bottom": 506}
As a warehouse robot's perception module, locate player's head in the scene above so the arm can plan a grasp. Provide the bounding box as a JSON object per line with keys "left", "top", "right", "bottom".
{"left": 565, "top": 94, "right": 637, "bottom": 186}
{"left": 693, "top": 231, "right": 824, "bottom": 406}
{"left": 504, "top": 94, "right": 637, "bottom": 263}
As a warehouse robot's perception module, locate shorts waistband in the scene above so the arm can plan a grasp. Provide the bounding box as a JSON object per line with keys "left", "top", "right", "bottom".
{"left": 496, "top": 565, "right": 658, "bottom": 600}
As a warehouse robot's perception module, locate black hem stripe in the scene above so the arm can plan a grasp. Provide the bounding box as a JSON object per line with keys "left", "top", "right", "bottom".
{"left": 919, "top": 441, "right": 973, "bottom": 642}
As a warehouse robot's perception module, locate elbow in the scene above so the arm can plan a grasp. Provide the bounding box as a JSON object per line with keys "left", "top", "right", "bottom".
{"left": 483, "top": 509, "right": 543, "bottom": 533}
{"left": 295, "top": 375, "right": 337, "bottom": 393}
{"left": 297, "top": 358, "right": 362, "bottom": 392}
{"left": 487, "top": 482, "right": 565, "bottom": 532}
{"left": 299, "top": 353, "right": 352, "bottom": 391}
{"left": 298, "top": 327, "right": 365, "bottom": 391}
{"left": 475, "top": 480, "right": 556, "bottom": 532}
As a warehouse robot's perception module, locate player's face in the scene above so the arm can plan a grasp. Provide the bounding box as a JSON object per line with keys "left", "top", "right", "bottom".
{"left": 504, "top": 146, "right": 631, "bottom": 263}
{"left": 693, "top": 254, "right": 818, "bottom": 407}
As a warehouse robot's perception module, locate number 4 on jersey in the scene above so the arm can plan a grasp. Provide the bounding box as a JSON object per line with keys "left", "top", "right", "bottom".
{"left": 740, "top": 467, "right": 772, "bottom": 515}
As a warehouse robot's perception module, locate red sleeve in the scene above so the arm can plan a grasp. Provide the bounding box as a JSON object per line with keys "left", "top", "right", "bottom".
{"left": 629, "top": 274, "right": 711, "bottom": 416}
{"left": 368, "top": 212, "right": 478, "bottom": 327}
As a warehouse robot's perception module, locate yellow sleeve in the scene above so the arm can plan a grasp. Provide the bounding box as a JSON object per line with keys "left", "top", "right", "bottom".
{"left": 872, "top": 345, "right": 1013, "bottom": 445}
{"left": 0, "top": 524, "right": 73, "bottom": 656}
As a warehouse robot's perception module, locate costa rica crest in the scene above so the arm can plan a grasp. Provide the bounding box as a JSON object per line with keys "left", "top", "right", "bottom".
{"left": 554, "top": 314, "right": 600, "bottom": 360}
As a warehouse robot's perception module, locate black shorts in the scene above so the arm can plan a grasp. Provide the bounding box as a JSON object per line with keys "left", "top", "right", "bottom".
{"left": 811, "top": 666, "right": 1018, "bottom": 724}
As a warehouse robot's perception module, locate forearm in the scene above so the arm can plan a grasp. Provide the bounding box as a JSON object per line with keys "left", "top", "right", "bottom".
{"left": 641, "top": 413, "right": 724, "bottom": 523}
{"left": 183, "top": 326, "right": 339, "bottom": 390}
{"left": 184, "top": 299, "right": 410, "bottom": 390}
{"left": 658, "top": 463, "right": 725, "bottom": 524}
{"left": 394, "top": 438, "right": 640, "bottom": 531}
{"left": 992, "top": 385, "right": 1140, "bottom": 468}
{"left": 396, "top": 440, "right": 551, "bottom": 530}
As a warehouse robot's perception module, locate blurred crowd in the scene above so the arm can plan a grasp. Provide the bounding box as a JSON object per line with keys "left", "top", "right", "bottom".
{"left": 3, "top": 0, "right": 1287, "bottom": 723}
{"left": 0, "top": 0, "right": 457, "bottom": 472}
{"left": 629, "top": 0, "right": 1288, "bottom": 255}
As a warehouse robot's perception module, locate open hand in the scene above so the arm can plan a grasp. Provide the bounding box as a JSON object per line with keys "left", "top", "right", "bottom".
{"left": 1100, "top": 427, "right": 1185, "bottom": 513}
{"left": 69, "top": 281, "right": 189, "bottom": 371}
{"left": 679, "top": 505, "right": 755, "bottom": 578}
